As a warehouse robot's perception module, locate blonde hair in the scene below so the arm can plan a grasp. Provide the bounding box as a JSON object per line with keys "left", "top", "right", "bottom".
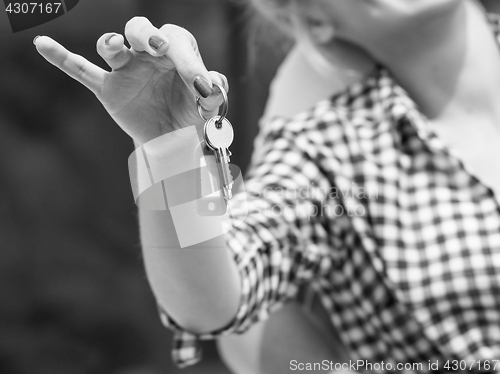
{"left": 241, "top": 0, "right": 295, "bottom": 70}
{"left": 248, "top": 0, "right": 292, "bottom": 23}
{"left": 245, "top": 0, "right": 335, "bottom": 75}
{"left": 245, "top": 0, "right": 374, "bottom": 86}
{"left": 246, "top": 0, "right": 295, "bottom": 37}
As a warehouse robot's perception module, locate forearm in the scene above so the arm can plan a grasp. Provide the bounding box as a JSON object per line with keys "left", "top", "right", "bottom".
{"left": 133, "top": 133, "right": 242, "bottom": 334}
{"left": 139, "top": 207, "right": 242, "bottom": 334}
{"left": 36, "top": 16, "right": 246, "bottom": 351}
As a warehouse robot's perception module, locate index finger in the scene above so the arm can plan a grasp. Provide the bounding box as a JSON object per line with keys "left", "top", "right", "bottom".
{"left": 34, "top": 36, "right": 106, "bottom": 95}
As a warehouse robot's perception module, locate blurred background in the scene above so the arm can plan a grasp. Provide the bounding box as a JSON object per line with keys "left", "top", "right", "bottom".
{"left": 0, "top": 0, "right": 291, "bottom": 373}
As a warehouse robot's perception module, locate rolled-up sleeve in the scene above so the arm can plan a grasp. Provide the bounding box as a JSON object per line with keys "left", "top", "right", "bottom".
{"left": 157, "top": 118, "right": 338, "bottom": 368}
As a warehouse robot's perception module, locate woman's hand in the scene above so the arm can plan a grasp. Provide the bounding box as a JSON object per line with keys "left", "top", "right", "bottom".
{"left": 35, "top": 16, "right": 228, "bottom": 145}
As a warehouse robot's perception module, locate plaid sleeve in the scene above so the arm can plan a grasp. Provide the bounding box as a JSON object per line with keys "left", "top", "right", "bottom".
{"left": 157, "top": 117, "right": 337, "bottom": 368}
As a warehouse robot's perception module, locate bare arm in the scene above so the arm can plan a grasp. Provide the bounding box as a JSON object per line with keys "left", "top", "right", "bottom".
{"left": 34, "top": 17, "right": 241, "bottom": 333}
{"left": 35, "top": 15, "right": 335, "bottom": 340}
{"left": 139, "top": 208, "right": 241, "bottom": 333}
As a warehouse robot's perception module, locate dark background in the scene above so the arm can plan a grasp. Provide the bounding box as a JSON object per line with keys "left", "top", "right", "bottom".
{"left": 0, "top": 0, "right": 289, "bottom": 373}
{"left": 3, "top": 1, "right": 500, "bottom": 374}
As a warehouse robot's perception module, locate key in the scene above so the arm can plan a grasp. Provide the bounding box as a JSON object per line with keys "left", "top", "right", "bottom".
{"left": 195, "top": 142, "right": 227, "bottom": 216}
{"left": 204, "top": 115, "right": 234, "bottom": 200}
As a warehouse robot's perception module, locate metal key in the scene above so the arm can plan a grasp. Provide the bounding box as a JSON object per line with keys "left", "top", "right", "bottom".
{"left": 204, "top": 115, "right": 234, "bottom": 200}
{"left": 195, "top": 142, "right": 227, "bottom": 216}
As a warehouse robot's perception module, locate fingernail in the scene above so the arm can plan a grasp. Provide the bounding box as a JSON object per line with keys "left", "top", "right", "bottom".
{"left": 148, "top": 35, "right": 168, "bottom": 52}
{"left": 33, "top": 35, "right": 42, "bottom": 46}
{"left": 193, "top": 76, "right": 212, "bottom": 98}
{"left": 105, "top": 33, "right": 118, "bottom": 46}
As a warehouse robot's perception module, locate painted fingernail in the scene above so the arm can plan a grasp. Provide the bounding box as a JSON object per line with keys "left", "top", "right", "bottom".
{"left": 33, "top": 35, "right": 42, "bottom": 46}
{"left": 105, "top": 33, "right": 119, "bottom": 46}
{"left": 148, "top": 35, "right": 168, "bottom": 52}
{"left": 193, "top": 76, "right": 212, "bottom": 98}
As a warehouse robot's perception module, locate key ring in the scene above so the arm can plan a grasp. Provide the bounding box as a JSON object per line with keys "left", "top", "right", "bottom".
{"left": 196, "top": 83, "right": 228, "bottom": 128}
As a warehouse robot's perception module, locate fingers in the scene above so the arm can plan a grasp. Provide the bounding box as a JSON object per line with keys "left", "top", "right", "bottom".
{"left": 96, "top": 33, "right": 133, "bottom": 71}
{"left": 124, "top": 17, "right": 213, "bottom": 98}
{"left": 34, "top": 36, "right": 106, "bottom": 95}
{"left": 125, "top": 16, "right": 170, "bottom": 55}
{"left": 198, "top": 72, "right": 230, "bottom": 119}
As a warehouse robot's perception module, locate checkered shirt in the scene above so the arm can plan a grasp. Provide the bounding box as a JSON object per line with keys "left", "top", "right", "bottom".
{"left": 157, "top": 13, "right": 500, "bottom": 372}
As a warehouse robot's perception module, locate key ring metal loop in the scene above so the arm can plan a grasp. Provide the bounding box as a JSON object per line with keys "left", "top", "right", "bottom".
{"left": 196, "top": 83, "right": 228, "bottom": 127}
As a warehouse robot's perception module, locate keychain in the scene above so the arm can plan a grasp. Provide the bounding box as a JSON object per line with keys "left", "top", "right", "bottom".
{"left": 195, "top": 141, "right": 227, "bottom": 216}
{"left": 196, "top": 84, "right": 234, "bottom": 216}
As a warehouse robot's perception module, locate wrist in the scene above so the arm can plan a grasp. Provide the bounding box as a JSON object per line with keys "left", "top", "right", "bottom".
{"left": 129, "top": 125, "right": 240, "bottom": 248}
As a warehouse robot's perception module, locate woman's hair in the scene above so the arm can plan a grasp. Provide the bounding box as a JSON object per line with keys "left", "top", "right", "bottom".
{"left": 243, "top": 0, "right": 374, "bottom": 85}
{"left": 244, "top": 0, "right": 346, "bottom": 80}
{"left": 247, "top": 0, "right": 294, "bottom": 34}
{"left": 242, "top": 0, "right": 295, "bottom": 66}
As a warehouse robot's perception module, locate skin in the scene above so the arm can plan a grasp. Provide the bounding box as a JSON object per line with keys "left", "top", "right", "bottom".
{"left": 35, "top": 18, "right": 240, "bottom": 333}
{"left": 35, "top": 0, "right": 500, "bottom": 333}
{"left": 297, "top": 0, "right": 500, "bottom": 197}
{"left": 297, "top": 0, "right": 500, "bottom": 117}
